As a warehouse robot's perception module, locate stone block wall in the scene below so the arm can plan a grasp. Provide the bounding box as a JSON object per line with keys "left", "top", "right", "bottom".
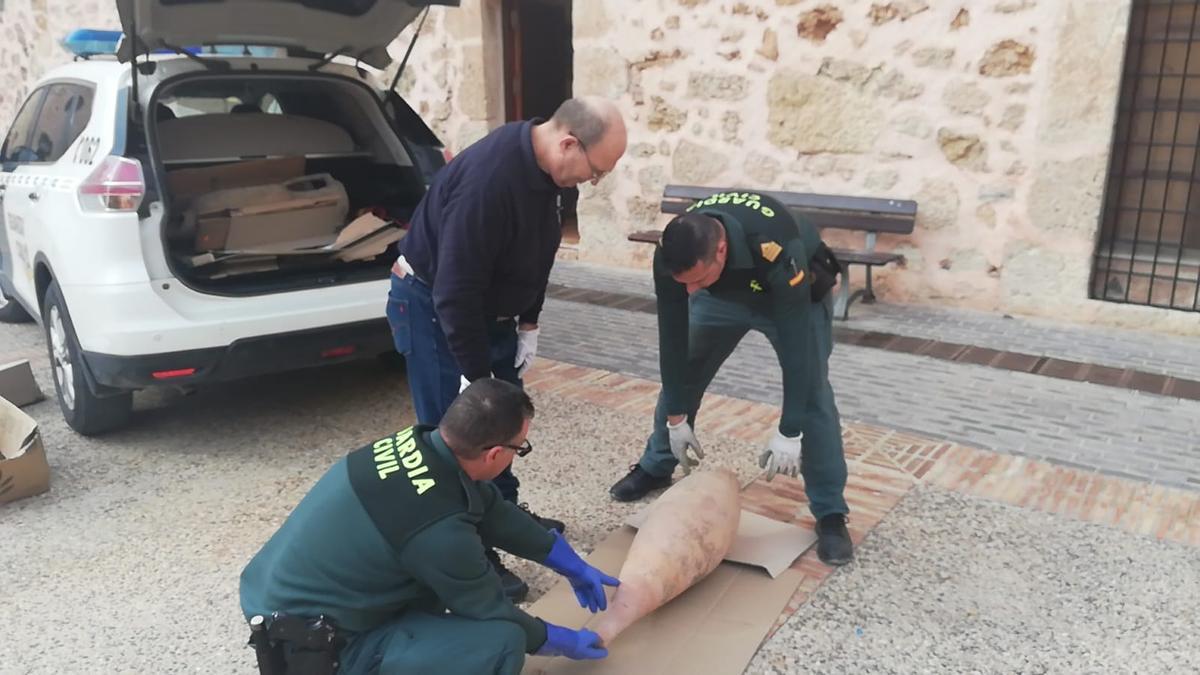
{"left": 0, "top": 1, "right": 118, "bottom": 124}
{"left": 392, "top": 0, "right": 1200, "bottom": 334}
{"left": 3, "top": 0, "right": 1196, "bottom": 334}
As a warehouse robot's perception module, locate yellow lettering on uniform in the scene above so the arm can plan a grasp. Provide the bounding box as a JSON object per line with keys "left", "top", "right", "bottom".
{"left": 748, "top": 201, "right": 760, "bottom": 210}
{"left": 407, "top": 465, "right": 430, "bottom": 478}
{"left": 717, "top": 193, "right": 731, "bottom": 203}
{"left": 394, "top": 427, "right": 414, "bottom": 444}
{"left": 377, "top": 463, "right": 401, "bottom": 480}
{"left": 413, "top": 478, "right": 436, "bottom": 495}
{"left": 761, "top": 207, "right": 775, "bottom": 217}
{"left": 402, "top": 450, "right": 424, "bottom": 470}
{"left": 396, "top": 438, "right": 417, "bottom": 457}
{"left": 731, "top": 194, "right": 746, "bottom": 205}
{"left": 373, "top": 438, "right": 396, "bottom": 465}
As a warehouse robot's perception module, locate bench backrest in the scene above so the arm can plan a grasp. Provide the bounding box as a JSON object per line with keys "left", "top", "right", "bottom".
{"left": 660, "top": 185, "right": 917, "bottom": 235}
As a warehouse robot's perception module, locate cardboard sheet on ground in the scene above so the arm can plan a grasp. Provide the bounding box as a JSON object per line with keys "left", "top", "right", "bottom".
{"left": 522, "top": 506, "right": 815, "bottom": 675}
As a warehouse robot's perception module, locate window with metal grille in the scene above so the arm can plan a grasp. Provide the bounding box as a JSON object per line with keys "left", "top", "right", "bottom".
{"left": 1093, "top": 0, "right": 1200, "bottom": 312}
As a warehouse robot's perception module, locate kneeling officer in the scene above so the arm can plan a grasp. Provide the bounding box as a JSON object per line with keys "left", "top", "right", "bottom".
{"left": 240, "top": 378, "right": 617, "bottom": 674}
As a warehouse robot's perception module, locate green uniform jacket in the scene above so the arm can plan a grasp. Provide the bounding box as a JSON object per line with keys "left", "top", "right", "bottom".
{"left": 239, "top": 425, "right": 556, "bottom": 653}
{"left": 655, "top": 191, "right": 824, "bottom": 438}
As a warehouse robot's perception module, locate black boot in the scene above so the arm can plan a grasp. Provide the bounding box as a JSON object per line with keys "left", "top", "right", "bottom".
{"left": 486, "top": 548, "right": 529, "bottom": 603}
{"left": 815, "top": 513, "right": 854, "bottom": 566}
{"left": 609, "top": 465, "right": 672, "bottom": 502}
{"left": 518, "top": 502, "right": 565, "bottom": 533}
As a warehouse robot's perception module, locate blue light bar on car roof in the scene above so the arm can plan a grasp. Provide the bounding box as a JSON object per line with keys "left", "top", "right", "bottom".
{"left": 61, "top": 29, "right": 125, "bottom": 57}
{"left": 63, "top": 28, "right": 282, "bottom": 59}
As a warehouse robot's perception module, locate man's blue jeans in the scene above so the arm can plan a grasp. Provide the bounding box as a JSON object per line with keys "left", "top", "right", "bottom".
{"left": 385, "top": 272, "right": 522, "bottom": 502}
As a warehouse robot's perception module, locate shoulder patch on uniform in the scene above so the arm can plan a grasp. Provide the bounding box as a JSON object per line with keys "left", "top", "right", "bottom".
{"left": 760, "top": 241, "right": 783, "bottom": 262}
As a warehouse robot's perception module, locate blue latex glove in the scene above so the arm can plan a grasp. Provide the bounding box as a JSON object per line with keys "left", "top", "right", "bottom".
{"left": 542, "top": 531, "right": 620, "bottom": 612}
{"left": 536, "top": 622, "right": 608, "bottom": 660}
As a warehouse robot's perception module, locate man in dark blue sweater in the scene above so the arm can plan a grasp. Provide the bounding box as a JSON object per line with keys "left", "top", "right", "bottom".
{"left": 386, "top": 96, "right": 627, "bottom": 601}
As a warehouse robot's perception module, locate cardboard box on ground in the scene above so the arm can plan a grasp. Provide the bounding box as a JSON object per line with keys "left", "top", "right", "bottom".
{"left": 0, "top": 361, "right": 49, "bottom": 506}
{"left": 166, "top": 157, "right": 406, "bottom": 277}
{"left": 522, "top": 493, "right": 817, "bottom": 675}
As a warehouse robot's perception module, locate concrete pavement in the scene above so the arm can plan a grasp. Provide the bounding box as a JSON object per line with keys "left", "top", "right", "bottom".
{"left": 3, "top": 278, "right": 1199, "bottom": 673}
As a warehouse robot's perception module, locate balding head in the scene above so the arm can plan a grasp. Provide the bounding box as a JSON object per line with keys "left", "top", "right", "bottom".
{"left": 533, "top": 96, "right": 628, "bottom": 188}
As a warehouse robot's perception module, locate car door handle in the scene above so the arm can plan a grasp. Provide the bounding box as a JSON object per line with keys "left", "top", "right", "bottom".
{"left": 28, "top": 192, "right": 39, "bottom": 201}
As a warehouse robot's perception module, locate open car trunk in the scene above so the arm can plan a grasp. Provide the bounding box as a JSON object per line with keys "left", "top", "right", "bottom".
{"left": 150, "top": 72, "right": 437, "bottom": 294}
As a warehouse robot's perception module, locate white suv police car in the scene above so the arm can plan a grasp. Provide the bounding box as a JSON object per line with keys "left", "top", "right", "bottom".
{"left": 0, "top": 0, "right": 457, "bottom": 434}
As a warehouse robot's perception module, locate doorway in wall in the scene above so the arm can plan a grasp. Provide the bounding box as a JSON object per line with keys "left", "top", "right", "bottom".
{"left": 501, "top": 0, "right": 578, "bottom": 244}
{"left": 1093, "top": 0, "right": 1200, "bottom": 312}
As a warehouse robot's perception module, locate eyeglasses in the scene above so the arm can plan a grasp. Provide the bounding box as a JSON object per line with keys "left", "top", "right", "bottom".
{"left": 489, "top": 439, "right": 533, "bottom": 457}
{"left": 570, "top": 134, "right": 608, "bottom": 184}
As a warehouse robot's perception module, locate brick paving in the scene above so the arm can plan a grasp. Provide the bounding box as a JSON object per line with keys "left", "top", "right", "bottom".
{"left": 549, "top": 259, "right": 1200, "bottom": 382}
{"left": 522, "top": 358, "right": 1200, "bottom": 651}
{"left": 542, "top": 260, "right": 1200, "bottom": 490}
{"left": 536, "top": 296, "right": 1200, "bottom": 490}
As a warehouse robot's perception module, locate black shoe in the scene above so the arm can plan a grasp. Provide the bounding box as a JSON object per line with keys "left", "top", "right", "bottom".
{"left": 486, "top": 548, "right": 529, "bottom": 603}
{"left": 609, "top": 465, "right": 672, "bottom": 502}
{"left": 518, "top": 502, "right": 565, "bottom": 533}
{"left": 815, "top": 513, "right": 854, "bottom": 566}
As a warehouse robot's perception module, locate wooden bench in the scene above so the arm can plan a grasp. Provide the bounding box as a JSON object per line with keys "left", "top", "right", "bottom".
{"left": 628, "top": 185, "right": 918, "bottom": 320}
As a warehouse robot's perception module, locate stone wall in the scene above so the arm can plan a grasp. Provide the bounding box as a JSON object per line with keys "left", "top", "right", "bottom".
{"left": 0, "top": 1, "right": 118, "bottom": 124}
{"left": 395, "top": 0, "right": 1200, "bottom": 335}
{"left": 2, "top": 0, "right": 1195, "bottom": 334}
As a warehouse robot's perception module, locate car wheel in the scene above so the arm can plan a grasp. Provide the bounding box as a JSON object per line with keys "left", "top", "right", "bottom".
{"left": 42, "top": 281, "right": 133, "bottom": 435}
{"left": 0, "top": 285, "right": 32, "bottom": 323}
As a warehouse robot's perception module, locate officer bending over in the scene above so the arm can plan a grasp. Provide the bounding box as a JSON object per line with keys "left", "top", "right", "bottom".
{"left": 608, "top": 191, "right": 854, "bottom": 566}
{"left": 240, "top": 379, "right": 617, "bottom": 674}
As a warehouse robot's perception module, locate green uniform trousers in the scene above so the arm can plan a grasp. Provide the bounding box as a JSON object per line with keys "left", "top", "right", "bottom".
{"left": 336, "top": 611, "right": 528, "bottom": 675}
{"left": 638, "top": 290, "right": 849, "bottom": 520}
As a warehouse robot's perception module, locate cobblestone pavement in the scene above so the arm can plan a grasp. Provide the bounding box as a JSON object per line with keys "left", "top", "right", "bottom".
{"left": 540, "top": 262, "right": 1200, "bottom": 490}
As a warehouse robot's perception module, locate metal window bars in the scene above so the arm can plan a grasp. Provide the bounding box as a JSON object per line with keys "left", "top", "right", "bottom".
{"left": 1093, "top": 0, "right": 1200, "bottom": 312}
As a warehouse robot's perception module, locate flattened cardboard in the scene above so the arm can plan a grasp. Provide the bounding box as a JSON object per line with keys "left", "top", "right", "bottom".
{"left": 202, "top": 214, "right": 404, "bottom": 260}
{"left": 194, "top": 196, "right": 345, "bottom": 252}
{"left": 166, "top": 156, "right": 306, "bottom": 203}
{"left": 0, "top": 396, "right": 49, "bottom": 505}
{"left": 0, "top": 360, "right": 44, "bottom": 407}
{"left": 625, "top": 506, "right": 816, "bottom": 579}
{"left": 522, "top": 524, "right": 807, "bottom": 675}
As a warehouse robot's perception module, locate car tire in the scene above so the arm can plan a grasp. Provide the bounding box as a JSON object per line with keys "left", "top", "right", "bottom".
{"left": 42, "top": 281, "right": 133, "bottom": 435}
{"left": 0, "top": 285, "right": 33, "bottom": 323}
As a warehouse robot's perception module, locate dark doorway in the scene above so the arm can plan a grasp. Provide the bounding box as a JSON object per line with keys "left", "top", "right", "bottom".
{"left": 1093, "top": 0, "right": 1200, "bottom": 311}
{"left": 502, "top": 0, "right": 579, "bottom": 243}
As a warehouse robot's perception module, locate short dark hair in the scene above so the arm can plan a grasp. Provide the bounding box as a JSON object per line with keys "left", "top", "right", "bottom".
{"left": 439, "top": 378, "right": 535, "bottom": 459}
{"left": 660, "top": 212, "right": 724, "bottom": 275}
{"left": 551, "top": 98, "right": 608, "bottom": 146}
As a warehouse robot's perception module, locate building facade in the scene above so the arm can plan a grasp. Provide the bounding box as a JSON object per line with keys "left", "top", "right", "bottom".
{"left": 2, "top": 0, "right": 1197, "bottom": 335}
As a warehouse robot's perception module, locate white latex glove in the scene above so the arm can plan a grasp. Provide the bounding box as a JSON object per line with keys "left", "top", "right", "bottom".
{"left": 667, "top": 419, "right": 705, "bottom": 475}
{"left": 514, "top": 326, "right": 540, "bottom": 378}
{"left": 459, "top": 375, "right": 471, "bottom": 393}
{"left": 758, "top": 430, "right": 802, "bottom": 480}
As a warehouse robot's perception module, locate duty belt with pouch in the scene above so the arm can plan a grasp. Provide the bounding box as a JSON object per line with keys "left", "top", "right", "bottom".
{"left": 748, "top": 235, "right": 843, "bottom": 303}
{"left": 807, "top": 241, "right": 842, "bottom": 303}
{"left": 248, "top": 613, "right": 346, "bottom": 675}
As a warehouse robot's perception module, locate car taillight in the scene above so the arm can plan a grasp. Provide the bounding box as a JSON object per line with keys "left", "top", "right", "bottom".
{"left": 78, "top": 156, "right": 145, "bottom": 212}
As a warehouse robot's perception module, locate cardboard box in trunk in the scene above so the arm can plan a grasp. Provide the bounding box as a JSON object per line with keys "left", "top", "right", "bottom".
{"left": 193, "top": 173, "right": 349, "bottom": 252}
{"left": 167, "top": 156, "right": 307, "bottom": 205}
{"left": 522, "top": 505, "right": 817, "bottom": 675}
{"left": 0, "top": 363, "right": 50, "bottom": 505}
